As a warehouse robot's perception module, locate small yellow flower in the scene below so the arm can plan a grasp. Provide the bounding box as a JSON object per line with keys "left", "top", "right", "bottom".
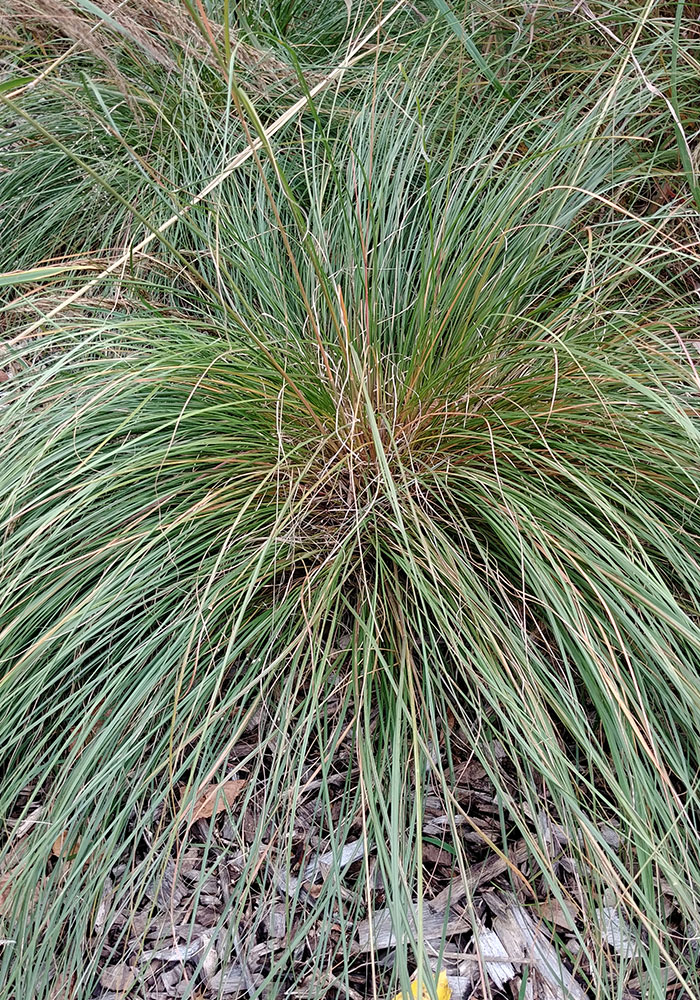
{"left": 393, "top": 969, "right": 451, "bottom": 1000}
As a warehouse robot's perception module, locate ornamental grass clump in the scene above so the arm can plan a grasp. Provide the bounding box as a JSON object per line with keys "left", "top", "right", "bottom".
{"left": 1, "top": 6, "right": 700, "bottom": 998}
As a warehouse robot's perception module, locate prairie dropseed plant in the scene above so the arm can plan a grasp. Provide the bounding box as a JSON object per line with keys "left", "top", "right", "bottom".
{"left": 1, "top": 4, "right": 700, "bottom": 998}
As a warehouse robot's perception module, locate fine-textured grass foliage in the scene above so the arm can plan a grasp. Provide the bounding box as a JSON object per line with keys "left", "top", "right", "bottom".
{"left": 2, "top": 3, "right": 700, "bottom": 999}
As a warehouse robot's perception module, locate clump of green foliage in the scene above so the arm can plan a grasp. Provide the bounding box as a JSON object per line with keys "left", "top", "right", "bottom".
{"left": 1, "top": 3, "right": 700, "bottom": 998}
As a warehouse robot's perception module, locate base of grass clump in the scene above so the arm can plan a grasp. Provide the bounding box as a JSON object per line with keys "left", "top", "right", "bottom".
{"left": 2, "top": 5, "right": 700, "bottom": 999}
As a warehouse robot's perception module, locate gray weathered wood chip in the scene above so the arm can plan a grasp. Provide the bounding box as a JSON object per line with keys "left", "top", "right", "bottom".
{"left": 356, "top": 901, "right": 471, "bottom": 952}
{"left": 492, "top": 899, "right": 586, "bottom": 1000}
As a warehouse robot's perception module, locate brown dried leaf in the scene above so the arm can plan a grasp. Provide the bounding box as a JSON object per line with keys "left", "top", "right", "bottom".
{"left": 0, "top": 873, "right": 12, "bottom": 915}
{"left": 49, "top": 973, "right": 76, "bottom": 999}
{"left": 539, "top": 898, "right": 578, "bottom": 932}
{"left": 188, "top": 780, "right": 246, "bottom": 824}
{"left": 51, "top": 831, "right": 80, "bottom": 859}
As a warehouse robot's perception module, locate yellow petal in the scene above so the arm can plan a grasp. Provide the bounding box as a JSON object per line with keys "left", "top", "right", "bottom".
{"left": 393, "top": 969, "right": 452, "bottom": 1000}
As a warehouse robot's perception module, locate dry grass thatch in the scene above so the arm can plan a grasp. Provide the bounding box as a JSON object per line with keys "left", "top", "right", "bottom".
{"left": 0, "top": 0, "right": 302, "bottom": 93}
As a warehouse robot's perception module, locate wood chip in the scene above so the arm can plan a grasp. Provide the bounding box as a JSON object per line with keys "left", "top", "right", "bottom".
{"left": 10, "top": 805, "right": 43, "bottom": 840}
{"left": 200, "top": 934, "right": 219, "bottom": 981}
{"left": 142, "top": 936, "right": 205, "bottom": 963}
{"left": 145, "top": 858, "right": 184, "bottom": 909}
{"left": 268, "top": 904, "right": 288, "bottom": 940}
{"left": 160, "top": 967, "right": 183, "bottom": 992}
{"left": 491, "top": 898, "right": 586, "bottom": 1000}
{"left": 301, "top": 838, "right": 364, "bottom": 884}
{"left": 444, "top": 974, "right": 472, "bottom": 1000}
{"left": 209, "top": 965, "right": 262, "bottom": 995}
{"left": 356, "top": 900, "right": 471, "bottom": 952}
{"left": 430, "top": 842, "right": 529, "bottom": 911}
{"left": 356, "top": 846, "right": 530, "bottom": 953}
{"left": 596, "top": 906, "right": 640, "bottom": 958}
{"left": 99, "top": 963, "right": 136, "bottom": 993}
{"left": 94, "top": 877, "right": 113, "bottom": 930}
{"left": 474, "top": 924, "right": 515, "bottom": 988}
